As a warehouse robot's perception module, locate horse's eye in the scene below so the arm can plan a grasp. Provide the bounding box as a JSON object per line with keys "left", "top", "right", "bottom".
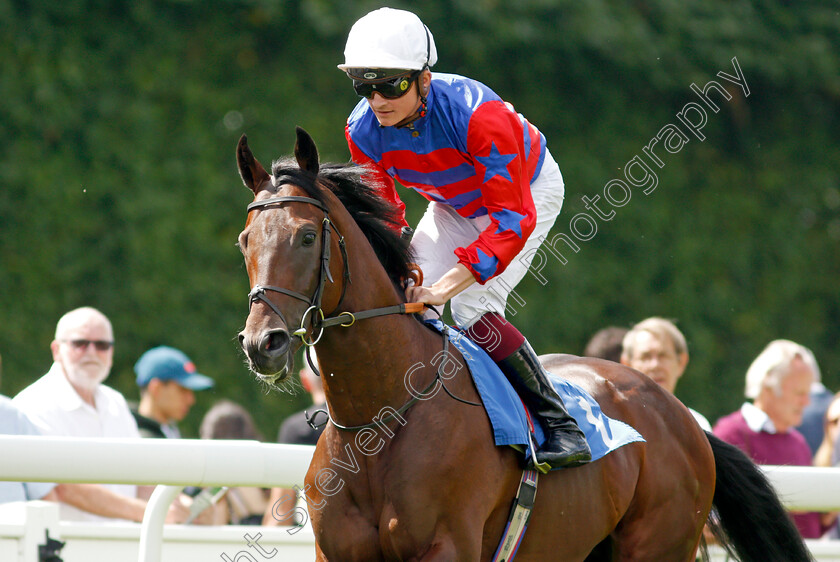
{"left": 238, "top": 232, "right": 249, "bottom": 250}
{"left": 302, "top": 232, "right": 317, "bottom": 247}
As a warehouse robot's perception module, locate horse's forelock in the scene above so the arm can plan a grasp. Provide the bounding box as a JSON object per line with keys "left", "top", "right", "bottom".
{"left": 269, "top": 158, "right": 325, "bottom": 203}
{"left": 316, "top": 163, "right": 413, "bottom": 288}
{"left": 266, "top": 158, "right": 411, "bottom": 286}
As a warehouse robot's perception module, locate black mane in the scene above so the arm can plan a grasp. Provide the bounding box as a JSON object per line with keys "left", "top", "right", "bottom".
{"left": 269, "top": 157, "right": 413, "bottom": 288}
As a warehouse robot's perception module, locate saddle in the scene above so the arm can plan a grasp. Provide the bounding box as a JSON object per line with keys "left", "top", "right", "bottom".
{"left": 427, "top": 319, "right": 645, "bottom": 467}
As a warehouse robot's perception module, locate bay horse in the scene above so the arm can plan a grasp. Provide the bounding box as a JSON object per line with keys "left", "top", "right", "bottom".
{"left": 236, "top": 128, "right": 810, "bottom": 562}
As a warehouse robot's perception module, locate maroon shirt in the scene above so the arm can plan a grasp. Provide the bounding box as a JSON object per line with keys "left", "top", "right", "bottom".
{"left": 714, "top": 409, "right": 822, "bottom": 538}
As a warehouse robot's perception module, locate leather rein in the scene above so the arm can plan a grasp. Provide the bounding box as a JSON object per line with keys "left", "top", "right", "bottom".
{"left": 246, "top": 193, "right": 425, "bottom": 348}
{"left": 245, "top": 190, "right": 480, "bottom": 432}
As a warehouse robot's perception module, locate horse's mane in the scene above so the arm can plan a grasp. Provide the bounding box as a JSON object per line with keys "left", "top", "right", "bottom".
{"left": 270, "top": 157, "right": 413, "bottom": 288}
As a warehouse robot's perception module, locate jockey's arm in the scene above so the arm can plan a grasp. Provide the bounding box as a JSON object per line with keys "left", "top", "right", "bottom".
{"left": 405, "top": 263, "right": 475, "bottom": 306}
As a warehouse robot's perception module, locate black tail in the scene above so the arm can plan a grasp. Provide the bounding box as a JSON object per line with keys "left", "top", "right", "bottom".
{"left": 706, "top": 432, "right": 813, "bottom": 562}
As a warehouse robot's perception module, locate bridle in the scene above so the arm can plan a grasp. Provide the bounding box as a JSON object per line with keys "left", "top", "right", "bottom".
{"left": 246, "top": 191, "right": 350, "bottom": 347}
{"left": 245, "top": 187, "right": 425, "bottom": 348}
{"left": 244, "top": 184, "right": 481, "bottom": 431}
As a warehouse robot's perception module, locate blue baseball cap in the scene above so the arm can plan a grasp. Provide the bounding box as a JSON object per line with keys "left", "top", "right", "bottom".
{"left": 134, "top": 346, "right": 214, "bottom": 390}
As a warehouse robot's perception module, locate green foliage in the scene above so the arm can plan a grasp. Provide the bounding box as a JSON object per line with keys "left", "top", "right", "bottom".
{"left": 1, "top": 0, "right": 838, "bottom": 439}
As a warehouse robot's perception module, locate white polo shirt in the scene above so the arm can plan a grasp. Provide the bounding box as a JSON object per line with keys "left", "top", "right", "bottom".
{"left": 13, "top": 363, "right": 141, "bottom": 522}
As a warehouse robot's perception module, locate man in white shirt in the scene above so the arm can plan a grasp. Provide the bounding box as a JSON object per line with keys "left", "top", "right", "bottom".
{"left": 13, "top": 307, "right": 189, "bottom": 523}
{"left": 620, "top": 317, "right": 712, "bottom": 431}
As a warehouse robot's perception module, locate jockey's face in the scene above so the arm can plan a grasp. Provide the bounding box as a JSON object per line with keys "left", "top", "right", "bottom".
{"left": 365, "top": 69, "right": 430, "bottom": 128}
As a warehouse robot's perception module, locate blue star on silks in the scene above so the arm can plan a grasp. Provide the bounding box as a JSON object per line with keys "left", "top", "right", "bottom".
{"left": 492, "top": 209, "right": 527, "bottom": 238}
{"left": 476, "top": 142, "right": 516, "bottom": 183}
{"left": 472, "top": 249, "right": 499, "bottom": 282}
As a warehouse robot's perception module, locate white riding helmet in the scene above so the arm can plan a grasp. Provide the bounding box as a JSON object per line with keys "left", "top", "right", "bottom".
{"left": 338, "top": 8, "right": 438, "bottom": 71}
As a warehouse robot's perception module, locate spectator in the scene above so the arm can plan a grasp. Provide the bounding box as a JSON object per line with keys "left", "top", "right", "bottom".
{"left": 264, "top": 355, "right": 325, "bottom": 527}
{"left": 0, "top": 394, "right": 155, "bottom": 519}
{"left": 583, "top": 326, "right": 628, "bottom": 363}
{"left": 713, "top": 339, "right": 821, "bottom": 539}
{"left": 132, "top": 346, "right": 214, "bottom": 439}
{"left": 199, "top": 400, "right": 269, "bottom": 525}
{"left": 814, "top": 393, "right": 840, "bottom": 537}
{"left": 0, "top": 395, "right": 56, "bottom": 504}
{"left": 813, "top": 392, "right": 840, "bottom": 468}
{"left": 12, "top": 307, "right": 189, "bottom": 523}
{"left": 794, "top": 348, "right": 832, "bottom": 456}
{"left": 620, "top": 317, "right": 711, "bottom": 431}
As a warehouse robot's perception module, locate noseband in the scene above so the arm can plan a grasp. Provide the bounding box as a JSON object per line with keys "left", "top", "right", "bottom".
{"left": 244, "top": 186, "right": 480, "bottom": 431}
{"left": 246, "top": 190, "right": 426, "bottom": 348}
{"left": 246, "top": 193, "right": 350, "bottom": 347}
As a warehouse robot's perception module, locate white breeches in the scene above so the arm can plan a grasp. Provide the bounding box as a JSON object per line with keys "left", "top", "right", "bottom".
{"left": 410, "top": 150, "right": 565, "bottom": 329}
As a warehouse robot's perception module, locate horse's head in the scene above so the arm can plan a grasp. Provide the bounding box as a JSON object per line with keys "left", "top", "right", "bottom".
{"left": 236, "top": 128, "right": 415, "bottom": 386}
{"left": 236, "top": 128, "right": 341, "bottom": 384}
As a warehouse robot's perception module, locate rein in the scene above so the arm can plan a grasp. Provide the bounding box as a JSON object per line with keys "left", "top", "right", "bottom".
{"left": 305, "top": 331, "right": 482, "bottom": 433}
{"left": 246, "top": 190, "right": 480, "bottom": 432}
{"left": 247, "top": 194, "right": 350, "bottom": 346}
{"left": 247, "top": 194, "right": 426, "bottom": 345}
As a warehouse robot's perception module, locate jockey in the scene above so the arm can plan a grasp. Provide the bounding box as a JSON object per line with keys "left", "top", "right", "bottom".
{"left": 339, "top": 8, "right": 590, "bottom": 469}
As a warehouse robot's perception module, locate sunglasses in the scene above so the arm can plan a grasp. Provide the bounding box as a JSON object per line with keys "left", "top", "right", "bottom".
{"left": 351, "top": 70, "right": 420, "bottom": 100}
{"left": 61, "top": 339, "right": 114, "bottom": 351}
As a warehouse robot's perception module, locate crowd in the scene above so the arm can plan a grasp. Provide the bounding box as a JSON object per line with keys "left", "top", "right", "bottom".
{"left": 584, "top": 316, "right": 837, "bottom": 540}
{"left": 0, "top": 306, "right": 264, "bottom": 525}
{"left": 1, "top": 305, "right": 835, "bottom": 541}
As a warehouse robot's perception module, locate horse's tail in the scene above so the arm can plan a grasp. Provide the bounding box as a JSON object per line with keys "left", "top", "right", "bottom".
{"left": 705, "top": 432, "right": 813, "bottom": 562}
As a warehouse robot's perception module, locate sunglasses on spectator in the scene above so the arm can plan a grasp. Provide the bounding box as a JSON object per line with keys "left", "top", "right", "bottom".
{"left": 348, "top": 69, "right": 421, "bottom": 99}
{"left": 61, "top": 339, "right": 114, "bottom": 351}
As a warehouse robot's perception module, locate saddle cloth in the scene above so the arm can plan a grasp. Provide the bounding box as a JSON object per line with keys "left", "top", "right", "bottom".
{"left": 427, "top": 320, "right": 645, "bottom": 467}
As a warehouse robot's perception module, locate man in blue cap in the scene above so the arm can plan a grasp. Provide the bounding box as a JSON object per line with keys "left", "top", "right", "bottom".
{"left": 132, "top": 346, "right": 214, "bottom": 438}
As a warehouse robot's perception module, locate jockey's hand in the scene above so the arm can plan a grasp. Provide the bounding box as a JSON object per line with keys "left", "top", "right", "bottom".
{"left": 404, "top": 264, "right": 476, "bottom": 306}
{"left": 405, "top": 284, "right": 448, "bottom": 306}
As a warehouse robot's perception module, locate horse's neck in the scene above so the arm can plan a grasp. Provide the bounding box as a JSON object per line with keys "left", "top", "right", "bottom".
{"left": 315, "top": 214, "right": 443, "bottom": 428}
{"left": 317, "top": 314, "right": 441, "bottom": 427}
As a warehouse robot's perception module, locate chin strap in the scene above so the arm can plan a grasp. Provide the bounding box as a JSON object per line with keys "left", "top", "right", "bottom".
{"left": 418, "top": 85, "right": 428, "bottom": 118}
{"left": 396, "top": 70, "right": 429, "bottom": 129}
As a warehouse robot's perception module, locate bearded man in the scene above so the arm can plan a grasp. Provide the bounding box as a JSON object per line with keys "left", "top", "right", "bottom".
{"left": 12, "top": 307, "right": 189, "bottom": 523}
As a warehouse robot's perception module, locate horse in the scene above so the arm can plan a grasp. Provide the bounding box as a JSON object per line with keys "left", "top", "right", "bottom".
{"left": 235, "top": 127, "right": 811, "bottom": 562}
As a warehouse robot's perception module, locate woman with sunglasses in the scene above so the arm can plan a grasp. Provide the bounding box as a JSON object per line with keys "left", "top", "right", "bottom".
{"left": 339, "top": 9, "right": 590, "bottom": 470}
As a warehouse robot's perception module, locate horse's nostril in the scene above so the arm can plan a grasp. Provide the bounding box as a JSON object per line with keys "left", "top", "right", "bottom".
{"left": 263, "top": 330, "right": 290, "bottom": 354}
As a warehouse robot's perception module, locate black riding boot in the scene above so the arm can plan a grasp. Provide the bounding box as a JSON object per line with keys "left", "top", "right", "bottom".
{"left": 497, "top": 340, "right": 591, "bottom": 469}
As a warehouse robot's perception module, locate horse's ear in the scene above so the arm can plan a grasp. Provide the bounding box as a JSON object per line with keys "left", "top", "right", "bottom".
{"left": 237, "top": 134, "right": 271, "bottom": 195}
{"left": 294, "top": 126, "right": 320, "bottom": 176}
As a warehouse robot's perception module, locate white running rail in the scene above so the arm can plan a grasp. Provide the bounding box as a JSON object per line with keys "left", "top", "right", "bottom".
{"left": 2, "top": 435, "right": 840, "bottom": 560}
{"left": 0, "top": 435, "right": 314, "bottom": 561}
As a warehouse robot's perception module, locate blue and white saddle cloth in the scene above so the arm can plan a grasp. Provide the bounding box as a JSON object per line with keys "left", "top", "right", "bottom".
{"left": 427, "top": 320, "right": 644, "bottom": 467}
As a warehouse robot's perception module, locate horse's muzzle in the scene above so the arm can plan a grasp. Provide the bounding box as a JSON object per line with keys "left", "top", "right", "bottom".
{"left": 239, "top": 328, "right": 293, "bottom": 380}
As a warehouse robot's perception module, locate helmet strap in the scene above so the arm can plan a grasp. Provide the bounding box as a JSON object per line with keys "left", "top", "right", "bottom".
{"left": 418, "top": 75, "right": 428, "bottom": 118}
{"left": 395, "top": 69, "right": 429, "bottom": 129}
